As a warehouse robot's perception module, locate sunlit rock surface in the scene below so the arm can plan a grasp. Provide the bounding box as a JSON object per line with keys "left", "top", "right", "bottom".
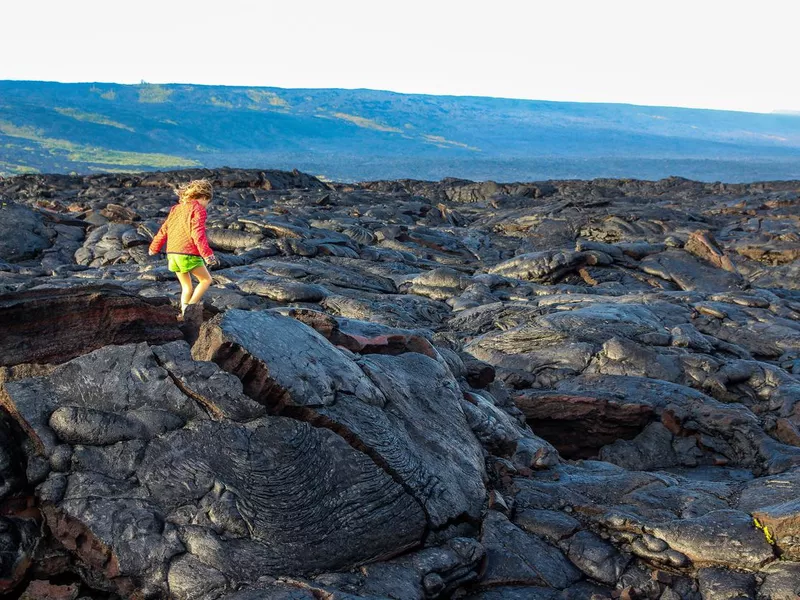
{"left": 0, "top": 169, "right": 799, "bottom": 598}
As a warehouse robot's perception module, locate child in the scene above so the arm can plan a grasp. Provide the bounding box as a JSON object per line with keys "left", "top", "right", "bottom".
{"left": 148, "top": 179, "right": 219, "bottom": 318}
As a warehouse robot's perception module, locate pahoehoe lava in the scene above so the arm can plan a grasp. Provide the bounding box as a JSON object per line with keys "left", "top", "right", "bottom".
{"left": 0, "top": 168, "right": 799, "bottom": 599}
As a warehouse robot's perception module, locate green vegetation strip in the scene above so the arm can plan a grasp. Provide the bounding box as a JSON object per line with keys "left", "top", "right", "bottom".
{"left": 138, "top": 84, "right": 173, "bottom": 103}
{"left": 0, "top": 161, "right": 40, "bottom": 176}
{"left": 330, "top": 112, "right": 403, "bottom": 133}
{"left": 0, "top": 119, "right": 197, "bottom": 168}
{"left": 55, "top": 108, "right": 135, "bottom": 131}
{"left": 246, "top": 89, "right": 290, "bottom": 108}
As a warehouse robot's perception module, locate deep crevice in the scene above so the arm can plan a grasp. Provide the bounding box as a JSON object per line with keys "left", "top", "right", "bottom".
{"left": 526, "top": 415, "right": 655, "bottom": 459}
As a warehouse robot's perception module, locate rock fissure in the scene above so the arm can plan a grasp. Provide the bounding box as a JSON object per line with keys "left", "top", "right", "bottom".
{"left": 152, "top": 353, "right": 225, "bottom": 421}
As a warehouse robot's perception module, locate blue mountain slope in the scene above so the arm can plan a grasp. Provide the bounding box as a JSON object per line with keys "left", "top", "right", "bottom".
{"left": 1, "top": 80, "right": 800, "bottom": 181}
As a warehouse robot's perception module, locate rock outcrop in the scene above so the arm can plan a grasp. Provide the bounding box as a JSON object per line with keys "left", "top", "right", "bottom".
{"left": 0, "top": 168, "right": 799, "bottom": 598}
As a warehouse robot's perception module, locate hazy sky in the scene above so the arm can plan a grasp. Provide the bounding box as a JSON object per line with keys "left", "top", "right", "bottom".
{"left": 3, "top": 0, "right": 797, "bottom": 114}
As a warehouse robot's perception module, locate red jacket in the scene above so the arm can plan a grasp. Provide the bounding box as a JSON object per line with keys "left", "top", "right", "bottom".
{"left": 149, "top": 201, "right": 214, "bottom": 259}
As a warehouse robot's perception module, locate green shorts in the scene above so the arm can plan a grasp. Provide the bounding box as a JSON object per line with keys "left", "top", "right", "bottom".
{"left": 167, "top": 254, "right": 205, "bottom": 273}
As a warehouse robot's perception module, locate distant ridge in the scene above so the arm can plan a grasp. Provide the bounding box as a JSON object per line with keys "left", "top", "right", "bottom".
{"left": 2, "top": 80, "right": 800, "bottom": 182}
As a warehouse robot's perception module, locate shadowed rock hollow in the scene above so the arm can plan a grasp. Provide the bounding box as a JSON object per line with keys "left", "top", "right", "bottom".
{"left": 0, "top": 168, "right": 799, "bottom": 599}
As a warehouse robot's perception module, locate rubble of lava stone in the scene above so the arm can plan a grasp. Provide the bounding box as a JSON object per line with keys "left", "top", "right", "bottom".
{"left": 0, "top": 167, "right": 799, "bottom": 600}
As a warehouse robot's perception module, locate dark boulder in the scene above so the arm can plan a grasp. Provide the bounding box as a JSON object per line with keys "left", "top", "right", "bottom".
{"left": 192, "top": 309, "right": 487, "bottom": 528}
{"left": 1, "top": 342, "right": 428, "bottom": 597}
{"left": 0, "top": 203, "right": 54, "bottom": 262}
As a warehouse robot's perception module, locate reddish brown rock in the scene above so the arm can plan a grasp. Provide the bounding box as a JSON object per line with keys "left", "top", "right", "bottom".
{"left": 19, "top": 580, "right": 79, "bottom": 600}
{"left": 752, "top": 500, "right": 800, "bottom": 560}
{"left": 279, "top": 307, "right": 437, "bottom": 359}
{"left": 774, "top": 418, "right": 800, "bottom": 447}
{"left": 685, "top": 230, "right": 739, "bottom": 273}
{"left": 0, "top": 285, "right": 182, "bottom": 366}
{"left": 99, "top": 203, "right": 139, "bottom": 223}
{"left": 734, "top": 243, "right": 800, "bottom": 265}
{"left": 0, "top": 364, "right": 55, "bottom": 385}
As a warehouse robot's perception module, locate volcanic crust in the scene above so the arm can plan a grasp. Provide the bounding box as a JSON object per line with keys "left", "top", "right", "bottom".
{"left": 0, "top": 168, "right": 799, "bottom": 599}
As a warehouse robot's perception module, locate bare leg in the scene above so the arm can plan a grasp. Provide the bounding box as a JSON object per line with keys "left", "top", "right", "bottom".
{"left": 187, "top": 265, "right": 212, "bottom": 305}
{"left": 175, "top": 271, "right": 193, "bottom": 315}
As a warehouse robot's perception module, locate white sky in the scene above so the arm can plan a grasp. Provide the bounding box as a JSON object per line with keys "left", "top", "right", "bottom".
{"left": 2, "top": 0, "right": 798, "bottom": 114}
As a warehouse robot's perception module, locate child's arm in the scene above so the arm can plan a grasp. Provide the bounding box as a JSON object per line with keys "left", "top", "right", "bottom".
{"left": 189, "top": 204, "right": 215, "bottom": 262}
{"left": 148, "top": 217, "right": 169, "bottom": 255}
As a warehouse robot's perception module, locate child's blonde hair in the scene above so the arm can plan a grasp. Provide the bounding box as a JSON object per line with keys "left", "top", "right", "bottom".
{"left": 176, "top": 179, "right": 214, "bottom": 204}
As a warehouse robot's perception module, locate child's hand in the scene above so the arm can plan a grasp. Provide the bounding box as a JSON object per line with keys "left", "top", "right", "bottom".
{"left": 148, "top": 250, "right": 157, "bottom": 256}
{"left": 206, "top": 254, "right": 219, "bottom": 267}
